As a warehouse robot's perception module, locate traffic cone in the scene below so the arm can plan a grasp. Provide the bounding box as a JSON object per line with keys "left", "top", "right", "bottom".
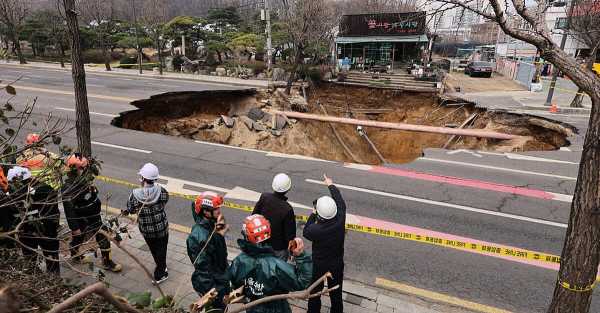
{"left": 549, "top": 103, "right": 558, "bottom": 113}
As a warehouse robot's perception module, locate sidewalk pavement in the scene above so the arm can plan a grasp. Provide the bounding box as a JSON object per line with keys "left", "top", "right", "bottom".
{"left": 449, "top": 79, "right": 591, "bottom": 115}
{"left": 61, "top": 215, "right": 455, "bottom": 313}
{"left": 1, "top": 60, "right": 283, "bottom": 89}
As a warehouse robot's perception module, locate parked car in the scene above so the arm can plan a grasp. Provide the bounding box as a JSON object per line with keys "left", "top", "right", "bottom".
{"left": 465, "top": 61, "right": 494, "bottom": 77}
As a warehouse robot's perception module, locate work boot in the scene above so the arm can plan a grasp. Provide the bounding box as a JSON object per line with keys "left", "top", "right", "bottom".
{"left": 100, "top": 251, "right": 122, "bottom": 272}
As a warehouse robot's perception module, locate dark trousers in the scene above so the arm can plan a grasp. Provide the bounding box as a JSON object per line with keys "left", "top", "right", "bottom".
{"left": 21, "top": 222, "right": 60, "bottom": 274}
{"left": 145, "top": 234, "right": 169, "bottom": 280}
{"left": 308, "top": 260, "right": 344, "bottom": 313}
{"left": 70, "top": 220, "right": 111, "bottom": 263}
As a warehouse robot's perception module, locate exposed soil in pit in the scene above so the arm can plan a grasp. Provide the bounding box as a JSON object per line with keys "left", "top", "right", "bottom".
{"left": 112, "top": 84, "right": 576, "bottom": 165}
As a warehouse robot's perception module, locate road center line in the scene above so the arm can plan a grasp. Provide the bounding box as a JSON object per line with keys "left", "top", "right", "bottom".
{"left": 91, "top": 141, "right": 152, "bottom": 154}
{"left": 419, "top": 157, "right": 577, "bottom": 181}
{"left": 343, "top": 163, "right": 573, "bottom": 203}
{"left": 306, "top": 179, "right": 567, "bottom": 228}
{"left": 55, "top": 107, "right": 118, "bottom": 118}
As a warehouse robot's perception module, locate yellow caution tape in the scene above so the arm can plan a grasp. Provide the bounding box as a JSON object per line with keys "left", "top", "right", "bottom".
{"left": 96, "top": 175, "right": 563, "bottom": 266}
{"left": 558, "top": 277, "right": 596, "bottom": 292}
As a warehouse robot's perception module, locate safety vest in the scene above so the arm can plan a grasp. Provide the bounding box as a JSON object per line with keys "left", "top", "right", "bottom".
{"left": 17, "top": 149, "right": 61, "bottom": 189}
{"left": 0, "top": 168, "right": 7, "bottom": 192}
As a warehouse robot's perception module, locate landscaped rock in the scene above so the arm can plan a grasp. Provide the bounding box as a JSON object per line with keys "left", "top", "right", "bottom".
{"left": 216, "top": 67, "right": 227, "bottom": 76}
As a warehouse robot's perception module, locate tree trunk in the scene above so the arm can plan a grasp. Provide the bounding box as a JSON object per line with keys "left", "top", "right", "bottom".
{"left": 216, "top": 51, "right": 223, "bottom": 63}
{"left": 547, "top": 95, "right": 600, "bottom": 313}
{"left": 58, "top": 42, "right": 65, "bottom": 68}
{"left": 100, "top": 33, "right": 111, "bottom": 71}
{"left": 11, "top": 32, "right": 26, "bottom": 64}
{"left": 63, "top": 0, "right": 92, "bottom": 157}
{"left": 285, "top": 45, "right": 303, "bottom": 95}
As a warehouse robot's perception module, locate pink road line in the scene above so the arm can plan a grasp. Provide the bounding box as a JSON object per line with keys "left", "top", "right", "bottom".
{"left": 351, "top": 213, "right": 560, "bottom": 271}
{"left": 352, "top": 164, "right": 557, "bottom": 201}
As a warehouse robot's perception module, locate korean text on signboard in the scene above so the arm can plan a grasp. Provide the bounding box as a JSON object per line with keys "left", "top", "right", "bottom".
{"left": 339, "top": 12, "right": 426, "bottom": 37}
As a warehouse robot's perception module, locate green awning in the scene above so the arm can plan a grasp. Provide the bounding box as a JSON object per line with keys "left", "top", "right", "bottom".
{"left": 335, "top": 35, "right": 428, "bottom": 44}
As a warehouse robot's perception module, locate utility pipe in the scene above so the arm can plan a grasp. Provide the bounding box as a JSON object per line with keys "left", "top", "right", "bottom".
{"left": 268, "top": 110, "right": 520, "bottom": 140}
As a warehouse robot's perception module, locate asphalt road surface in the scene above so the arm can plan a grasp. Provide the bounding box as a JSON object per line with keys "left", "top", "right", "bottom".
{"left": 1, "top": 64, "right": 596, "bottom": 313}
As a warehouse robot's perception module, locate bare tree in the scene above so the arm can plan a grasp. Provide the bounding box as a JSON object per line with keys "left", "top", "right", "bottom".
{"left": 62, "top": 0, "right": 92, "bottom": 157}
{"left": 79, "top": 0, "right": 117, "bottom": 71}
{"left": 428, "top": 0, "right": 600, "bottom": 311}
{"left": 281, "top": 0, "right": 339, "bottom": 94}
{"left": 140, "top": 0, "right": 168, "bottom": 75}
{"left": 0, "top": 0, "right": 31, "bottom": 64}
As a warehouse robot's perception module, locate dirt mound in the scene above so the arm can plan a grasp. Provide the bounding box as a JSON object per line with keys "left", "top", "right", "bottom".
{"left": 113, "top": 84, "right": 575, "bottom": 165}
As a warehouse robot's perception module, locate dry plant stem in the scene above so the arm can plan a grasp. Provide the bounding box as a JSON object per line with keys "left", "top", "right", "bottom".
{"left": 47, "top": 282, "right": 142, "bottom": 313}
{"left": 226, "top": 273, "right": 337, "bottom": 313}
{"left": 98, "top": 230, "right": 165, "bottom": 298}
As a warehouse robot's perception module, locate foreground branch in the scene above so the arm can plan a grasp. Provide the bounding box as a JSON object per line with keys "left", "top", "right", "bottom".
{"left": 47, "top": 282, "right": 141, "bottom": 313}
{"left": 226, "top": 273, "right": 339, "bottom": 313}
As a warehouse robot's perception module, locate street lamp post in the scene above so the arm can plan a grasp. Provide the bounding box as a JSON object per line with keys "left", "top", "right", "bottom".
{"left": 544, "top": 30, "right": 567, "bottom": 106}
{"left": 132, "top": 0, "right": 142, "bottom": 74}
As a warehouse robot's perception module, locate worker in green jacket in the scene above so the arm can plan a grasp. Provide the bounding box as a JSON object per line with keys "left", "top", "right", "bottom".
{"left": 186, "top": 191, "right": 230, "bottom": 311}
{"left": 227, "top": 214, "right": 312, "bottom": 313}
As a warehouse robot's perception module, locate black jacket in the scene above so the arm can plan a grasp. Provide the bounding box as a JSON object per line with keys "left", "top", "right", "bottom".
{"left": 303, "top": 185, "right": 346, "bottom": 265}
{"left": 62, "top": 176, "right": 102, "bottom": 231}
{"left": 252, "top": 192, "right": 296, "bottom": 251}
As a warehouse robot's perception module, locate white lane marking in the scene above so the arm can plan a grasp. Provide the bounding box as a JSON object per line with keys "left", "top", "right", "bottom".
{"left": 475, "top": 151, "right": 579, "bottom": 165}
{"left": 560, "top": 147, "right": 572, "bottom": 152}
{"left": 306, "top": 179, "right": 568, "bottom": 228}
{"left": 195, "top": 140, "right": 335, "bottom": 163}
{"left": 194, "top": 140, "right": 265, "bottom": 154}
{"left": 448, "top": 149, "right": 578, "bottom": 165}
{"left": 344, "top": 163, "right": 374, "bottom": 171}
{"left": 160, "top": 176, "right": 313, "bottom": 211}
{"left": 55, "top": 107, "right": 118, "bottom": 118}
{"left": 447, "top": 149, "right": 482, "bottom": 157}
{"left": 419, "top": 157, "right": 577, "bottom": 181}
{"left": 91, "top": 141, "right": 152, "bottom": 154}
{"left": 265, "top": 151, "right": 335, "bottom": 163}
{"left": 549, "top": 192, "right": 573, "bottom": 203}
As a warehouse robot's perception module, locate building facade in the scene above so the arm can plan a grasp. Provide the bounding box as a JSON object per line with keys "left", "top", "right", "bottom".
{"left": 334, "top": 12, "right": 429, "bottom": 68}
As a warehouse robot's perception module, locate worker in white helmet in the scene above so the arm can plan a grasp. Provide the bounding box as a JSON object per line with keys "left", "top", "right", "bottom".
{"left": 303, "top": 174, "right": 346, "bottom": 313}
{"left": 123, "top": 163, "right": 170, "bottom": 284}
{"left": 252, "top": 173, "right": 296, "bottom": 261}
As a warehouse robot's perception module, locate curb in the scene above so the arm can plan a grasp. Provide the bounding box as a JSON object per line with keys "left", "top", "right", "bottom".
{"left": 1, "top": 62, "right": 280, "bottom": 89}
{"left": 519, "top": 105, "right": 591, "bottom": 115}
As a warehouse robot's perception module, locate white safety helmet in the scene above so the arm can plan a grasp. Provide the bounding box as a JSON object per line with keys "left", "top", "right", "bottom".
{"left": 316, "top": 196, "right": 337, "bottom": 220}
{"left": 138, "top": 163, "right": 159, "bottom": 181}
{"left": 7, "top": 166, "right": 32, "bottom": 182}
{"left": 272, "top": 173, "right": 291, "bottom": 193}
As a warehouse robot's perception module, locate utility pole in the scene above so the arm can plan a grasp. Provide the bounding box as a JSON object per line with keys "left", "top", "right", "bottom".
{"left": 544, "top": 31, "right": 567, "bottom": 106}
{"left": 132, "top": 0, "right": 142, "bottom": 74}
{"left": 264, "top": 0, "right": 273, "bottom": 89}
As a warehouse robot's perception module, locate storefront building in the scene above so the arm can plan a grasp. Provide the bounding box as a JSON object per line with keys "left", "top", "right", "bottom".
{"left": 335, "top": 12, "right": 429, "bottom": 70}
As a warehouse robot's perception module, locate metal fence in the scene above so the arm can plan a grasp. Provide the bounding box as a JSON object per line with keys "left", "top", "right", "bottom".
{"left": 495, "top": 58, "right": 536, "bottom": 89}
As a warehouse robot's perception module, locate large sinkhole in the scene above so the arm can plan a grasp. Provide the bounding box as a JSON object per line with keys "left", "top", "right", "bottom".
{"left": 111, "top": 84, "right": 576, "bottom": 165}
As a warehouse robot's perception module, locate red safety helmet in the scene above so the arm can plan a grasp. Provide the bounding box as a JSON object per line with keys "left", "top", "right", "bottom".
{"left": 243, "top": 214, "right": 271, "bottom": 244}
{"left": 194, "top": 191, "right": 224, "bottom": 215}
{"left": 66, "top": 154, "right": 89, "bottom": 169}
{"left": 26, "top": 133, "right": 40, "bottom": 145}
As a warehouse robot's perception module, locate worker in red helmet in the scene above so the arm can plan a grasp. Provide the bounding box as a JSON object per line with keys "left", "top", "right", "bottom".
{"left": 62, "top": 154, "right": 122, "bottom": 272}
{"left": 186, "top": 191, "right": 230, "bottom": 311}
{"left": 18, "top": 133, "right": 60, "bottom": 189}
{"left": 26, "top": 133, "right": 40, "bottom": 145}
{"left": 226, "top": 214, "right": 312, "bottom": 313}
